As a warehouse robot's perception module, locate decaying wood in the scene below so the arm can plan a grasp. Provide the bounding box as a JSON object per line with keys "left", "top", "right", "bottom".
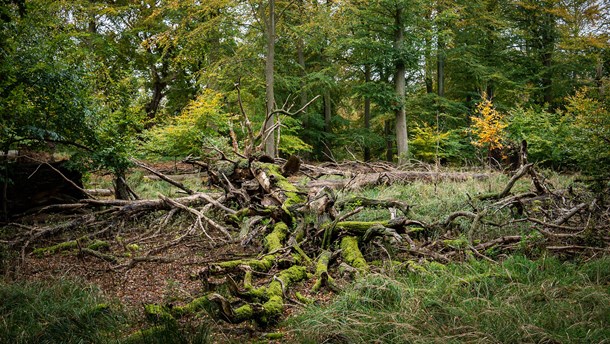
{"left": 5, "top": 154, "right": 609, "bottom": 328}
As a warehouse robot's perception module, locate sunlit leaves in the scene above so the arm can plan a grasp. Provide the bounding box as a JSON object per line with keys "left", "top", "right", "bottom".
{"left": 142, "top": 90, "right": 231, "bottom": 158}
{"left": 470, "top": 93, "right": 507, "bottom": 152}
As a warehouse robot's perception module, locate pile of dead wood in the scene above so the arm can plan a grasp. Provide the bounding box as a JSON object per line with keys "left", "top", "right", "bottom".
{"left": 2, "top": 155, "right": 609, "bottom": 329}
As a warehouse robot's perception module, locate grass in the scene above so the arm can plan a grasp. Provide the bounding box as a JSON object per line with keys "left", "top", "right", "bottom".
{"left": 85, "top": 170, "right": 207, "bottom": 200}
{"left": 0, "top": 279, "right": 125, "bottom": 344}
{"left": 0, "top": 278, "right": 212, "bottom": 344}
{"left": 337, "top": 170, "right": 578, "bottom": 241}
{"left": 286, "top": 255, "right": 610, "bottom": 343}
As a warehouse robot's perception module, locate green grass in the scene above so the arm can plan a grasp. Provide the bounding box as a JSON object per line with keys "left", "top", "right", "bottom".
{"left": 0, "top": 279, "right": 125, "bottom": 344}
{"left": 337, "top": 170, "right": 578, "bottom": 241}
{"left": 0, "top": 278, "right": 212, "bottom": 344}
{"left": 286, "top": 255, "right": 610, "bottom": 343}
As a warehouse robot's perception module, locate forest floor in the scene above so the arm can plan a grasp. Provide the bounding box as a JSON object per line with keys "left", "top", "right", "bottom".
{"left": 2, "top": 159, "right": 609, "bottom": 343}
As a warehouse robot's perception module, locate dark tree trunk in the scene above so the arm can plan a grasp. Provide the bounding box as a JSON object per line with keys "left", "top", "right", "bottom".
{"left": 385, "top": 120, "right": 393, "bottom": 162}
{"left": 363, "top": 65, "right": 372, "bottom": 162}
{"left": 114, "top": 171, "right": 132, "bottom": 200}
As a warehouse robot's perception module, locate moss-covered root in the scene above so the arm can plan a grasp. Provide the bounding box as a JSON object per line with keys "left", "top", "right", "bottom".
{"left": 340, "top": 236, "right": 369, "bottom": 272}
{"left": 206, "top": 265, "right": 309, "bottom": 325}
{"left": 259, "top": 265, "right": 308, "bottom": 325}
{"left": 312, "top": 250, "right": 336, "bottom": 292}
{"left": 209, "top": 221, "right": 290, "bottom": 273}
{"left": 252, "top": 162, "right": 305, "bottom": 209}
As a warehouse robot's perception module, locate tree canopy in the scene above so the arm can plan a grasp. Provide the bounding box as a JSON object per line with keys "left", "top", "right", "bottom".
{"left": 0, "top": 0, "right": 608, "bottom": 171}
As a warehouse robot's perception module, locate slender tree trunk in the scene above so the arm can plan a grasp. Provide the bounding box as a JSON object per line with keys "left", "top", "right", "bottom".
{"left": 264, "top": 0, "right": 276, "bottom": 157}
{"left": 323, "top": 91, "right": 332, "bottom": 160}
{"left": 385, "top": 120, "right": 393, "bottom": 162}
{"left": 542, "top": 51, "right": 553, "bottom": 105}
{"left": 364, "top": 65, "right": 372, "bottom": 162}
{"left": 298, "top": 41, "right": 307, "bottom": 108}
{"left": 394, "top": 8, "right": 408, "bottom": 163}
{"left": 437, "top": 46, "right": 445, "bottom": 98}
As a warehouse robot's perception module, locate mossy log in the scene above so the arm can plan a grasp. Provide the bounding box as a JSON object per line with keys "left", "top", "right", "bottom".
{"left": 312, "top": 249, "right": 339, "bottom": 292}
{"left": 208, "top": 222, "right": 289, "bottom": 273}
{"left": 337, "top": 196, "right": 410, "bottom": 216}
{"left": 340, "top": 236, "right": 368, "bottom": 272}
{"left": 205, "top": 265, "right": 308, "bottom": 325}
{"left": 326, "top": 217, "right": 428, "bottom": 239}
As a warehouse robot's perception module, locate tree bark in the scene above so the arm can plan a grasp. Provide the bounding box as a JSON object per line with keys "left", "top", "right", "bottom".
{"left": 364, "top": 65, "right": 372, "bottom": 161}
{"left": 384, "top": 120, "right": 393, "bottom": 162}
{"left": 394, "top": 8, "right": 408, "bottom": 163}
{"left": 264, "top": 0, "right": 277, "bottom": 157}
{"left": 323, "top": 91, "right": 332, "bottom": 159}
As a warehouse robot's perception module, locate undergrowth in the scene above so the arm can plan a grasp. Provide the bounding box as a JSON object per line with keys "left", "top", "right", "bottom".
{"left": 286, "top": 255, "right": 610, "bottom": 343}
{"left": 0, "top": 279, "right": 124, "bottom": 344}
{"left": 0, "top": 278, "right": 211, "bottom": 344}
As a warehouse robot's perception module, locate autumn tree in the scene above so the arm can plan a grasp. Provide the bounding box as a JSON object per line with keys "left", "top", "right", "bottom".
{"left": 470, "top": 93, "right": 508, "bottom": 165}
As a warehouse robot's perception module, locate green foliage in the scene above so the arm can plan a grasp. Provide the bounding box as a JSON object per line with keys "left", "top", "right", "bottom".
{"left": 287, "top": 255, "right": 610, "bottom": 343}
{"left": 142, "top": 90, "right": 231, "bottom": 158}
{"left": 409, "top": 123, "right": 450, "bottom": 162}
{"left": 564, "top": 89, "right": 610, "bottom": 176}
{"left": 278, "top": 115, "right": 312, "bottom": 155}
{"left": 507, "top": 106, "right": 572, "bottom": 167}
{"left": 0, "top": 279, "right": 124, "bottom": 344}
{"left": 0, "top": 1, "right": 97, "bottom": 151}
{"left": 508, "top": 89, "right": 610, "bottom": 176}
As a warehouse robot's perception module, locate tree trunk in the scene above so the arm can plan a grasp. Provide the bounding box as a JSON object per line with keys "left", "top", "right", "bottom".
{"left": 114, "top": 171, "right": 132, "bottom": 200}
{"left": 264, "top": 0, "right": 276, "bottom": 157}
{"left": 145, "top": 69, "right": 167, "bottom": 121}
{"left": 394, "top": 8, "right": 408, "bottom": 163}
{"left": 323, "top": 91, "right": 332, "bottom": 159}
{"left": 437, "top": 43, "right": 445, "bottom": 98}
{"left": 385, "top": 120, "right": 393, "bottom": 162}
{"left": 363, "top": 65, "right": 372, "bottom": 162}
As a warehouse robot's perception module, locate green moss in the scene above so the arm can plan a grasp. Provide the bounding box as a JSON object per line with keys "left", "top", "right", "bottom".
{"left": 443, "top": 237, "right": 469, "bottom": 249}
{"left": 313, "top": 250, "right": 333, "bottom": 292}
{"left": 234, "top": 304, "right": 254, "bottom": 322}
{"left": 32, "top": 241, "right": 78, "bottom": 256}
{"left": 334, "top": 221, "right": 390, "bottom": 233}
{"left": 254, "top": 162, "right": 305, "bottom": 209}
{"left": 123, "top": 326, "right": 166, "bottom": 344}
{"left": 340, "top": 236, "right": 368, "bottom": 271}
{"left": 32, "top": 239, "right": 109, "bottom": 257}
{"left": 125, "top": 243, "right": 140, "bottom": 252}
{"left": 144, "top": 304, "right": 175, "bottom": 323}
{"left": 295, "top": 292, "right": 314, "bottom": 305}
{"left": 215, "top": 253, "right": 279, "bottom": 272}
{"left": 172, "top": 296, "right": 210, "bottom": 317}
{"left": 265, "top": 222, "right": 289, "bottom": 252}
{"left": 260, "top": 265, "right": 308, "bottom": 323}
{"left": 263, "top": 332, "right": 284, "bottom": 340}
{"left": 406, "top": 260, "right": 428, "bottom": 274}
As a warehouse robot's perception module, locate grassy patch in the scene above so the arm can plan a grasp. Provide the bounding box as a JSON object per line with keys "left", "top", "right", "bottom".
{"left": 286, "top": 255, "right": 610, "bottom": 343}
{"left": 0, "top": 279, "right": 212, "bottom": 344}
{"left": 0, "top": 279, "right": 125, "bottom": 344}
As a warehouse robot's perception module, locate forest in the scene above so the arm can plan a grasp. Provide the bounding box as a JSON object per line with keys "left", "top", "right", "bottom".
{"left": 1, "top": 0, "right": 609, "bottom": 343}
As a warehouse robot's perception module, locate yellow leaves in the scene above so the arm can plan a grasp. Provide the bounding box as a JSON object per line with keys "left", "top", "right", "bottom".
{"left": 470, "top": 92, "right": 507, "bottom": 151}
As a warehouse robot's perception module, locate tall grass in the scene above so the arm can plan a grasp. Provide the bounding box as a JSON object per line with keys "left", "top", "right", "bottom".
{"left": 287, "top": 255, "right": 610, "bottom": 343}
{"left": 0, "top": 279, "right": 125, "bottom": 344}
{"left": 0, "top": 278, "right": 212, "bottom": 344}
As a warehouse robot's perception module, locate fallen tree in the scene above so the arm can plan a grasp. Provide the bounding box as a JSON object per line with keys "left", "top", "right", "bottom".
{"left": 3, "top": 152, "right": 609, "bottom": 330}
